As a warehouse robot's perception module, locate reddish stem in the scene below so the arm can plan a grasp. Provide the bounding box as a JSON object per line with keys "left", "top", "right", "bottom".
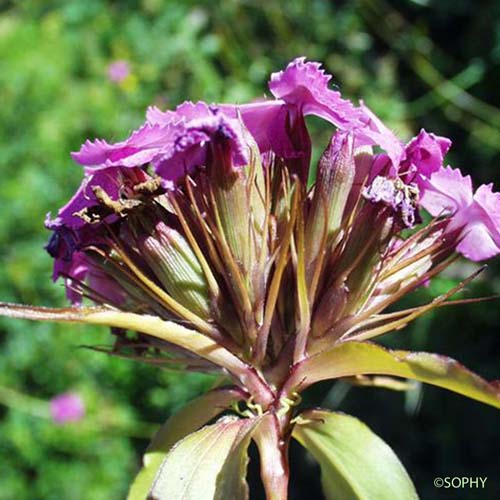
{"left": 254, "top": 413, "right": 290, "bottom": 500}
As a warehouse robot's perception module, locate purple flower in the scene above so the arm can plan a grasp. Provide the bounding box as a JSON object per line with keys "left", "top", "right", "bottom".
{"left": 48, "top": 55, "right": 500, "bottom": 309}
{"left": 359, "top": 128, "right": 451, "bottom": 229}
{"left": 107, "top": 60, "right": 130, "bottom": 83}
{"left": 268, "top": 58, "right": 393, "bottom": 149}
{"left": 403, "top": 129, "right": 451, "bottom": 180}
{"left": 50, "top": 392, "right": 85, "bottom": 424}
{"left": 268, "top": 58, "right": 359, "bottom": 124}
{"left": 74, "top": 58, "right": 410, "bottom": 187}
{"left": 222, "top": 58, "right": 405, "bottom": 176}
{"left": 3, "top": 57, "right": 500, "bottom": 500}
{"left": 420, "top": 166, "right": 500, "bottom": 261}
{"left": 73, "top": 103, "right": 249, "bottom": 182}
{"left": 369, "top": 129, "right": 451, "bottom": 183}
{"left": 147, "top": 103, "right": 249, "bottom": 180}
{"left": 74, "top": 59, "right": 452, "bottom": 189}
{"left": 270, "top": 59, "right": 405, "bottom": 164}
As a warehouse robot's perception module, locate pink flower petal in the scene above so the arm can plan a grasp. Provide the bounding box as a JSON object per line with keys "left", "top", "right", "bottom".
{"left": 473, "top": 184, "right": 500, "bottom": 241}
{"left": 152, "top": 107, "right": 250, "bottom": 180}
{"left": 356, "top": 103, "right": 404, "bottom": 167}
{"left": 71, "top": 124, "right": 179, "bottom": 169}
{"left": 456, "top": 184, "right": 500, "bottom": 261}
{"left": 457, "top": 222, "right": 500, "bottom": 261}
{"left": 269, "top": 58, "right": 405, "bottom": 166}
{"left": 404, "top": 129, "right": 452, "bottom": 180}
{"left": 420, "top": 167, "right": 500, "bottom": 261}
{"left": 147, "top": 101, "right": 212, "bottom": 125}
{"left": 269, "top": 57, "right": 362, "bottom": 129}
{"left": 419, "top": 166, "right": 473, "bottom": 216}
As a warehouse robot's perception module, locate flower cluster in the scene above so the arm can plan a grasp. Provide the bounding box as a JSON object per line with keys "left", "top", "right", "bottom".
{"left": 2, "top": 57, "right": 499, "bottom": 500}
{"left": 46, "top": 58, "right": 500, "bottom": 311}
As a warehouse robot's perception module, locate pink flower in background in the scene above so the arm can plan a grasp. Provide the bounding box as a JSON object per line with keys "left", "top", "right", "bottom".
{"left": 107, "top": 60, "right": 130, "bottom": 83}
{"left": 50, "top": 392, "right": 85, "bottom": 424}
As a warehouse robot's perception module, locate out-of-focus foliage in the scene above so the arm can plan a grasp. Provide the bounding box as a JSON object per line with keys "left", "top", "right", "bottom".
{"left": 0, "top": 0, "right": 499, "bottom": 498}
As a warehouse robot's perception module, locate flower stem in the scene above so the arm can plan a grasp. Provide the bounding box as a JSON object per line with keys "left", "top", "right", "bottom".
{"left": 254, "top": 413, "right": 290, "bottom": 500}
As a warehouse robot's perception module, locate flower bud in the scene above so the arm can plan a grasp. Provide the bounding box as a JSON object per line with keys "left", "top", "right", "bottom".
{"left": 342, "top": 214, "right": 394, "bottom": 314}
{"left": 345, "top": 147, "right": 374, "bottom": 214}
{"left": 311, "top": 284, "right": 348, "bottom": 338}
{"left": 139, "top": 221, "right": 212, "bottom": 320}
{"left": 207, "top": 123, "right": 266, "bottom": 304}
{"left": 305, "top": 131, "right": 355, "bottom": 273}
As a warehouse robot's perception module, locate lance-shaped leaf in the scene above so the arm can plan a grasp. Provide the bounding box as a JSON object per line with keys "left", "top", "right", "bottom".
{"left": 0, "top": 303, "right": 275, "bottom": 405}
{"left": 128, "top": 387, "right": 245, "bottom": 500}
{"left": 284, "top": 341, "right": 500, "bottom": 409}
{"left": 148, "top": 416, "right": 261, "bottom": 500}
{"left": 214, "top": 417, "right": 259, "bottom": 500}
{"left": 292, "top": 409, "right": 418, "bottom": 500}
{"left": 0, "top": 303, "right": 240, "bottom": 373}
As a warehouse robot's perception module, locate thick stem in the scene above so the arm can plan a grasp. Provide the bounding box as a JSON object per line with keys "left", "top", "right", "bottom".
{"left": 238, "top": 366, "right": 276, "bottom": 408}
{"left": 254, "top": 413, "right": 290, "bottom": 500}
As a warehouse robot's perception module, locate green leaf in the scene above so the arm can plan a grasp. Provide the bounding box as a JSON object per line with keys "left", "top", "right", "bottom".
{"left": 213, "top": 417, "right": 258, "bottom": 500}
{"left": 148, "top": 416, "right": 260, "bottom": 500}
{"left": 293, "top": 409, "right": 418, "bottom": 500}
{"left": 128, "top": 387, "right": 244, "bottom": 500}
{"left": 0, "top": 303, "right": 275, "bottom": 406}
{"left": 285, "top": 341, "right": 500, "bottom": 409}
{"left": 0, "top": 303, "right": 247, "bottom": 377}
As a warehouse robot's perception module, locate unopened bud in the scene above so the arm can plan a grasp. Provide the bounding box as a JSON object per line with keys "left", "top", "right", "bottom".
{"left": 306, "top": 131, "right": 355, "bottom": 272}
{"left": 342, "top": 215, "right": 394, "bottom": 313}
{"left": 311, "top": 284, "right": 348, "bottom": 337}
{"left": 208, "top": 123, "right": 266, "bottom": 303}
{"left": 140, "top": 222, "right": 212, "bottom": 319}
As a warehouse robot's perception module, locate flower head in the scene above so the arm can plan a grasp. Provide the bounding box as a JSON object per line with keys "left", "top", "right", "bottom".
{"left": 2, "top": 57, "right": 500, "bottom": 500}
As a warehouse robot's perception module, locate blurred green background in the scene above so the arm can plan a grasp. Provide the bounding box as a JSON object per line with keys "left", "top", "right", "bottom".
{"left": 0, "top": 0, "right": 499, "bottom": 498}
